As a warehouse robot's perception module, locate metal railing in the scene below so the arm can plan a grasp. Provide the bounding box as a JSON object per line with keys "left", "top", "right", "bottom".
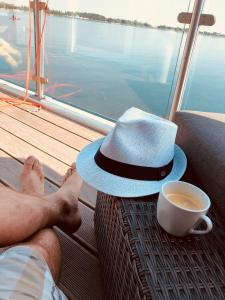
{"left": 169, "top": 0, "right": 205, "bottom": 120}
{"left": 0, "top": 0, "right": 216, "bottom": 131}
{"left": 32, "top": 0, "right": 47, "bottom": 99}
{"left": 31, "top": 0, "right": 215, "bottom": 121}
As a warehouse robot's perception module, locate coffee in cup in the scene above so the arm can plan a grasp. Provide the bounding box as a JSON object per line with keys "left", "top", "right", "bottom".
{"left": 166, "top": 193, "right": 204, "bottom": 210}
{"left": 157, "top": 181, "right": 213, "bottom": 237}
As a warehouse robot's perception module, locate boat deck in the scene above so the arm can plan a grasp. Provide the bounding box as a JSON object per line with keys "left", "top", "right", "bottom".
{"left": 0, "top": 91, "right": 104, "bottom": 299}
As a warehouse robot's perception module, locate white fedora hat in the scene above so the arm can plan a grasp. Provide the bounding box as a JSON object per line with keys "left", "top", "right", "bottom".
{"left": 76, "top": 107, "right": 187, "bottom": 197}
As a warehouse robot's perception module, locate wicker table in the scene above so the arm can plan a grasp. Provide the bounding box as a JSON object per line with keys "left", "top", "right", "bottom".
{"left": 94, "top": 192, "right": 225, "bottom": 300}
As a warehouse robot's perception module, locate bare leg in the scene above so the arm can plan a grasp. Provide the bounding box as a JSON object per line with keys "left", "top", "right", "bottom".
{"left": 21, "top": 228, "right": 62, "bottom": 282}
{"left": 2, "top": 156, "right": 82, "bottom": 282}
{"left": 0, "top": 156, "right": 82, "bottom": 246}
{"left": 19, "top": 156, "right": 61, "bottom": 281}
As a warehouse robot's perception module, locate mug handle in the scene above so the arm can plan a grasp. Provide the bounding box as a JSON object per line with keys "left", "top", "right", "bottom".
{"left": 189, "top": 215, "right": 213, "bottom": 235}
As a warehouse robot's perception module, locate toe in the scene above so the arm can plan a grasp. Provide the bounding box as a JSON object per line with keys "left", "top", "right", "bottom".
{"left": 62, "top": 167, "right": 73, "bottom": 184}
{"left": 24, "top": 156, "right": 36, "bottom": 170}
{"left": 68, "top": 167, "right": 73, "bottom": 176}
{"left": 71, "top": 163, "right": 76, "bottom": 170}
{"left": 33, "top": 158, "right": 39, "bottom": 170}
{"left": 33, "top": 159, "right": 44, "bottom": 179}
{"left": 39, "top": 164, "right": 44, "bottom": 180}
{"left": 62, "top": 169, "right": 70, "bottom": 184}
{"left": 20, "top": 156, "right": 45, "bottom": 196}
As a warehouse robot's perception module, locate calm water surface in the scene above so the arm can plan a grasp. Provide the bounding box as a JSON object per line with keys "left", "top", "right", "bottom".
{"left": 0, "top": 10, "right": 225, "bottom": 119}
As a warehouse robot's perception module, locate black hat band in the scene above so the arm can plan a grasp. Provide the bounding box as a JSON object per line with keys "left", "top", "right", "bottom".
{"left": 94, "top": 148, "right": 173, "bottom": 181}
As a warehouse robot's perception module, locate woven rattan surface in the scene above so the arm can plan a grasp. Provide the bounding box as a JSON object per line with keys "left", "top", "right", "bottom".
{"left": 95, "top": 192, "right": 225, "bottom": 300}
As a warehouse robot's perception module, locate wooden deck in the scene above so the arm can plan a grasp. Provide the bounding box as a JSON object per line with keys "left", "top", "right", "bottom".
{"left": 0, "top": 91, "right": 104, "bottom": 299}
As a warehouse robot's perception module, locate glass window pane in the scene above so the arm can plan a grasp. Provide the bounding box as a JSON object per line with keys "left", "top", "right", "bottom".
{"left": 0, "top": 1, "right": 35, "bottom": 91}
{"left": 182, "top": 0, "right": 225, "bottom": 114}
{"left": 44, "top": 0, "right": 190, "bottom": 119}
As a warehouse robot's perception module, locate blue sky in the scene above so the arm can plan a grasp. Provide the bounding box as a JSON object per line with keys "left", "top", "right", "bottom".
{"left": 5, "top": 0, "right": 225, "bottom": 33}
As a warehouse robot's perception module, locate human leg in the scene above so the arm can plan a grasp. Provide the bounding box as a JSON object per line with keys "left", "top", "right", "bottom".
{"left": 14, "top": 156, "right": 65, "bottom": 282}
{"left": 0, "top": 156, "right": 82, "bottom": 300}
{"left": 21, "top": 228, "right": 62, "bottom": 282}
{"left": 0, "top": 156, "right": 82, "bottom": 287}
{"left": 0, "top": 156, "right": 82, "bottom": 247}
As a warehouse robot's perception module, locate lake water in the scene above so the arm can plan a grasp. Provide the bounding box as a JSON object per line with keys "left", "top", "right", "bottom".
{"left": 1, "top": 10, "right": 225, "bottom": 119}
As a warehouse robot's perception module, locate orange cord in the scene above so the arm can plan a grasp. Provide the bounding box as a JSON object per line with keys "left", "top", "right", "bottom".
{"left": 0, "top": 0, "right": 47, "bottom": 110}
{"left": 1, "top": 0, "right": 80, "bottom": 109}
{"left": 46, "top": 83, "right": 82, "bottom": 99}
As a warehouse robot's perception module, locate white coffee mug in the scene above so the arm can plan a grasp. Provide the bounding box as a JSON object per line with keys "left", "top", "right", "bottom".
{"left": 157, "top": 181, "right": 213, "bottom": 237}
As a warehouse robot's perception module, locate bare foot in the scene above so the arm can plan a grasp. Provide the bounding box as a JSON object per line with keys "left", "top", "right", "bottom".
{"left": 46, "top": 164, "right": 83, "bottom": 234}
{"left": 20, "top": 156, "right": 45, "bottom": 196}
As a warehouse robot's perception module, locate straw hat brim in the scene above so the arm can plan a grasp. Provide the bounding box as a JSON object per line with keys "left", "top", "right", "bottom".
{"left": 76, "top": 138, "right": 187, "bottom": 197}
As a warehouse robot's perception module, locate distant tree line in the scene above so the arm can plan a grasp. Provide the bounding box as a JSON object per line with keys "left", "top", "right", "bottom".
{"left": 157, "top": 25, "right": 185, "bottom": 32}
{"left": 1, "top": 1, "right": 224, "bottom": 37}
{"left": 46, "top": 10, "right": 153, "bottom": 28}
{"left": 157, "top": 24, "right": 225, "bottom": 37}
{"left": 74, "top": 12, "right": 153, "bottom": 28}
{"left": 0, "top": 1, "right": 28, "bottom": 11}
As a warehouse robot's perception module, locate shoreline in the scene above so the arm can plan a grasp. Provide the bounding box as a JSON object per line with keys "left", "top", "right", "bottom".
{"left": 0, "top": 4, "right": 224, "bottom": 38}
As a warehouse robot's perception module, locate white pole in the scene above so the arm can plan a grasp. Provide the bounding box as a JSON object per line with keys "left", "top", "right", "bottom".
{"left": 169, "top": 0, "right": 205, "bottom": 120}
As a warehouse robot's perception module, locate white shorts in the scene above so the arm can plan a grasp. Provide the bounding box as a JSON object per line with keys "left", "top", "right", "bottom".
{"left": 0, "top": 246, "right": 68, "bottom": 300}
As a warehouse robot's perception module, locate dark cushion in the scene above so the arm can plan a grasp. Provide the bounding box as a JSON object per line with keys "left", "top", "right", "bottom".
{"left": 174, "top": 111, "right": 225, "bottom": 217}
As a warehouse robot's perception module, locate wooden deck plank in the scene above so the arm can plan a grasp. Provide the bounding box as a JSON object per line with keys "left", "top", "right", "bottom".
{"left": 77, "top": 202, "right": 97, "bottom": 252}
{"left": 0, "top": 112, "right": 79, "bottom": 165}
{"left": 0, "top": 149, "right": 97, "bottom": 251}
{"left": 79, "top": 183, "right": 97, "bottom": 209}
{"left": 19, "top": 102, "right": 103, "bottom": 141}
{"left": 0, "top": 126, "right": 67, "bottom": 184}
{"left": 56, "top": 228, "right": 102, "bottom": 300}
{"left": 0, "top": 123, "right": 96, "bottom": 209}
{"left": 0, "top": 91, "right": 101, "bottom": 142}
{"left": 0, "top": 105, "right": 91, "bottom": 151}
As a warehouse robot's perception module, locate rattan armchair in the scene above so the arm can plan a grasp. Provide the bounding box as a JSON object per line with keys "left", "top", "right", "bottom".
{"left": 94, "top": 111, "right": 225, "bottom": 300}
